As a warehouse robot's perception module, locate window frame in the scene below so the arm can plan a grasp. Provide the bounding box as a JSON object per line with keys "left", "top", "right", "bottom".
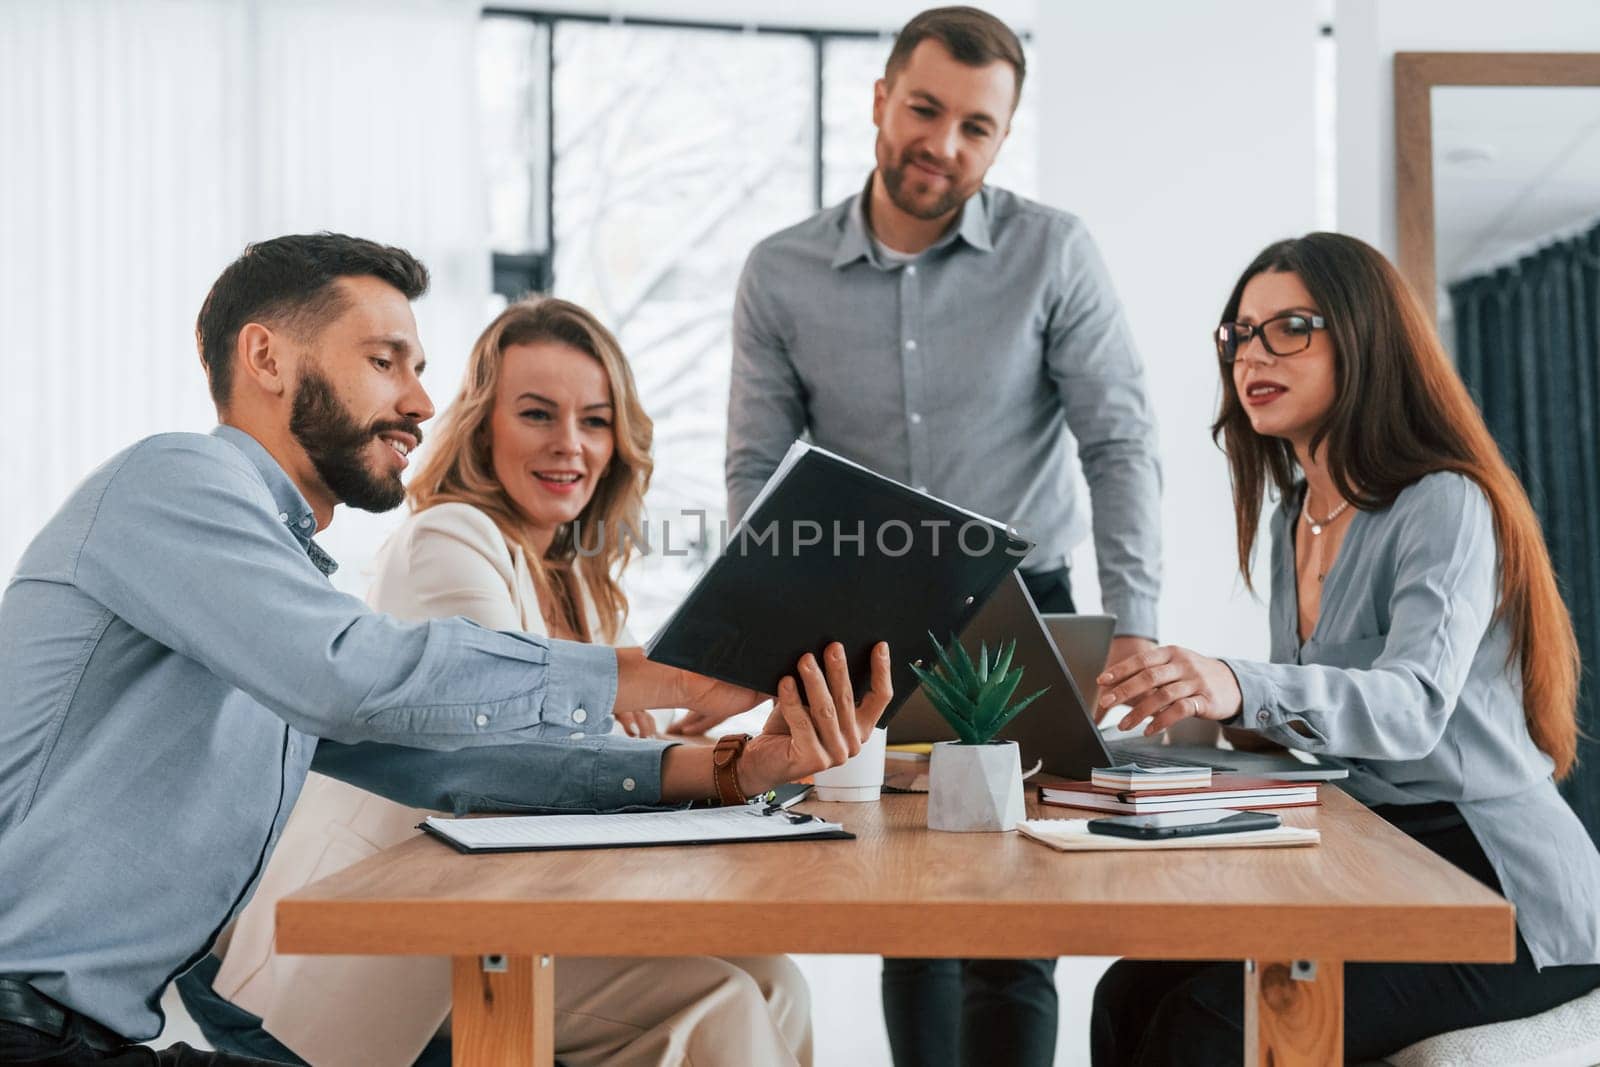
{"left": 481, "top": 7, "right": 894, "bottom": 301}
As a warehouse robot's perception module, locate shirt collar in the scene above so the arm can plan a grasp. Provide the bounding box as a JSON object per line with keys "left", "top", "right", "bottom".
{"left": 831, "top": 178, "right": 995, "bottom": 270}
{"left": 211, "top": 425, "right": 339, "bottom": 576}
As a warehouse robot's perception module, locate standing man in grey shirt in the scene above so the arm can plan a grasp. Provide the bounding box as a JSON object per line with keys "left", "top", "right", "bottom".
{"left": 725, "top": 8, "right": 1161, "bottom": 1066}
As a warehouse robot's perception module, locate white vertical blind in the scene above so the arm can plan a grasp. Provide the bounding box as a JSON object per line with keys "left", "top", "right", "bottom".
{"left": 0, "top": 0, "right": 489, "bottom": 589}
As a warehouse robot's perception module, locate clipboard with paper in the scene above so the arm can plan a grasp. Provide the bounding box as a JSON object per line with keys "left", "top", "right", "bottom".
{"left": 419, "top": 805, "right": 852, "bottom": 854}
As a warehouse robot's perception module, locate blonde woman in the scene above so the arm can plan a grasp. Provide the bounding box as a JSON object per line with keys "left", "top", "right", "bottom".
{"left": 179, "top": 299, "right": 816, "bottom": 1067}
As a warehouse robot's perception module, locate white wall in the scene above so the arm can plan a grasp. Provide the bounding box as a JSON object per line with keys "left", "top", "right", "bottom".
{"left": 1336, "top": 0, "right": 1600, "bottom": 256}
{"left": 486, "top": 0, "right": 1036, "bottom": 33}
{"left": 1037, "top": 0, "right": 1322, "bottom": 658}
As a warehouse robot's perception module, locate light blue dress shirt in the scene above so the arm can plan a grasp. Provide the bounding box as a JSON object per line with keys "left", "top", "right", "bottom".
{"left": 726, "top": 184, "right": 1163, "bottom": 638}
{"left": 0, "top": 426, "right": 672, "bottom": 1039}
{"left": 1222, "top": 472, "right": 1600, "bottom": 968}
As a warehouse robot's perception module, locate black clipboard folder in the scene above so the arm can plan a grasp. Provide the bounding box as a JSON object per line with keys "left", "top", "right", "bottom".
{"left": 646, "top": 442, "right": 1031, "bottom": 724}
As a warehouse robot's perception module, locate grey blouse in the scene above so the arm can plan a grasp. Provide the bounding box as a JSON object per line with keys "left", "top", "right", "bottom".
{"left": 1222, "top": 472, "right": 1600, "bottom": 968}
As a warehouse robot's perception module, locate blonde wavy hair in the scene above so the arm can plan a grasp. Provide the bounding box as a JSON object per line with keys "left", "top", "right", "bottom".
{"left": 407, "top": 298, "right": 653, "bottom": 642}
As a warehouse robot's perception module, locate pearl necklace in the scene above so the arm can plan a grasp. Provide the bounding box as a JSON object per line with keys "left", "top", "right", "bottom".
{"left": 1301, "top": 495, "right": 1351, "bottom": 536}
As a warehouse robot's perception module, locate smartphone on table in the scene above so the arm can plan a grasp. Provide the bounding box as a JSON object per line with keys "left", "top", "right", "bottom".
{"left": 1087, "top": 809, "right": 1281, "bottom": 840}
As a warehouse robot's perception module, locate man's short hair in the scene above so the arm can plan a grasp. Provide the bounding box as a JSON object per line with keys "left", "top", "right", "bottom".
{"left": 885, "top": 6, "right": 1026, "bottom": 106}
{"left": 196, "top": 233, "right": 429, "bottom": 408}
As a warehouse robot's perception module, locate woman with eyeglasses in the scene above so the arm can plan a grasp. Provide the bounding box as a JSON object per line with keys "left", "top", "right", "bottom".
{"left": 1087, "top": 233, "right": 1600, "bottom": 1065}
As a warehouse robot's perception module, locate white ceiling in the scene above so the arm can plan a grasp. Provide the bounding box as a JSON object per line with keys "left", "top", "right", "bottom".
{"left": 1433, "top": 85, "right": 1600, "bottom": 286}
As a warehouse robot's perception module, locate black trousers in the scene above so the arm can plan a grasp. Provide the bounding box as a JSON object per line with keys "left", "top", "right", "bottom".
{"left": 173, "top": 954, "right": 451, "bottom": 1066}
{"left": 0, "top": 1020, "right": 285, "bottom": 1066}
{"left": 1091, "top": 803, "right": 1600, "bottom": 1066}
{"left": 880, "top": 567, "right": 1074, "bottom": 1067}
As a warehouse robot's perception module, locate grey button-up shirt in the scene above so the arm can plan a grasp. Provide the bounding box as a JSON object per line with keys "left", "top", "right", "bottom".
{"left": 0, "top": 426, "right": 671, "bottom": 1039}
{"left": 726, "top": 184, "right": 1162, "bottom": 637}
{"left": 1223, "top": 472, "right": 1600, "bottom": 968}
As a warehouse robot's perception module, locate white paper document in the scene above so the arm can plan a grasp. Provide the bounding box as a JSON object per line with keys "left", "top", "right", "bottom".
{"left": 422, "top": 806, "right": 850, "bottom": 853}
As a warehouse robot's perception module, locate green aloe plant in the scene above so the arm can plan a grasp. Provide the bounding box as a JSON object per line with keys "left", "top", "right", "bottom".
{"left": 909, "top": 631, "right": 1048, "bottom": 745}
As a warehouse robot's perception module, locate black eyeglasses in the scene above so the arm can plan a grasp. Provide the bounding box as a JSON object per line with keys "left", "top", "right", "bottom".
{"left": 1215, "top": 312, "right": 1327, "bottom": 363}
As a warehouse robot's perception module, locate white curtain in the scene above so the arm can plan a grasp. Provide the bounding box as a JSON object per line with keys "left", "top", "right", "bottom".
{"left": 0, "top": 0, "right": 490, "bottom": 589}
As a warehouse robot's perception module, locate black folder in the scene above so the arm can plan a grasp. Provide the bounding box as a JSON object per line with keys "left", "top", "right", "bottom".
{"left": 646, "top": 443, "right": 1031, "bottom": 723}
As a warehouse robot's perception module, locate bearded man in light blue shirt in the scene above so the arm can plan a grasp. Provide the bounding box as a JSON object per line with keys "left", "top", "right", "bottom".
{"left": 0, "top": 233, "right": 891, "bottom": 1064}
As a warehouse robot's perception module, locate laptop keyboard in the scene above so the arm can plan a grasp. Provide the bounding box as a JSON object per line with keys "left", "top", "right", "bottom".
{"left": 1104, "top": 741, "right": 1236, "bottom": 773}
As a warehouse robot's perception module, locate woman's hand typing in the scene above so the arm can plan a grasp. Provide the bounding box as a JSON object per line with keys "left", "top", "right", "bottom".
{"left": 1097, "top": 645, "right": 1244, "bottom": 737}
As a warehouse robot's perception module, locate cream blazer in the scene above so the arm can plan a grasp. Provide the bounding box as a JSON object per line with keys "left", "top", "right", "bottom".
{"left": 214, "top": 502, "right": 612, "bottom": 1067}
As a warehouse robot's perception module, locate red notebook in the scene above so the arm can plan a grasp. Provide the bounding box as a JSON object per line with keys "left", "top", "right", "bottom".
{"left": 1039, "top": 775, "right": 1320, "bottom": 815}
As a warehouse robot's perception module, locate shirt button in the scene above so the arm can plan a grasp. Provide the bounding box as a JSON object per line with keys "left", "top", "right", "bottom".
{"left": 278, "top": 511, "right": 290, "bottom": 522}
{"left": 570, "top": 731, "right": 585, "bottom": 739}
{"left": 905, "top": 339, "right": 918, "bottom": 351}
{"left": 298, "top": 517, "right": 311, "bottom": 529}
{"left": 573, "top": 708, "right": 588, "bottom": 724}
{"left": 622, "top": 778, "right": 637, "bottom": 792}
{"left": 909, "top": 412, "right": 923, "bottom": 425}
{"left": 905, "top": 265, "right": 917, "bottom": 276}
{"left": 475, "top": 714, "right": 489, "bottom": 727}
{"left": 1257, "top": 711, "right": 1270, "bottom": 725}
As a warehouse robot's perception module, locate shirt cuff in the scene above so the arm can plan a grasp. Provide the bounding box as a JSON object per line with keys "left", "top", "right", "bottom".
{"left": 586, "top": 736, "right": 675, "bottom": 807}
{"left": 1108, "top": 596, "right": 1159, "bottom": 642}
{"left": 1219, "top": 658, "right": 1327, "bottom": 748}
{"left": 1219, "top": 657, "right": 1278, "bottom": 729}
{"left": 541, "top": 640, "right": 620, "bottom": 735}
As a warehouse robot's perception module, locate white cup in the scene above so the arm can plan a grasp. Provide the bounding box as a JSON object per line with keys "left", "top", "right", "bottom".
{"left": 812, "top": 727, "right": 889, "bottom": 802}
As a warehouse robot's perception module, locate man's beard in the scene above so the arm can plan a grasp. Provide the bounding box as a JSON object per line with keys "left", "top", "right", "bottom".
{"left": 879, "top": 142, "right": 972, "bottom": 221}
{"left": 288, "top": 364, "right": 421, "bottom": 514}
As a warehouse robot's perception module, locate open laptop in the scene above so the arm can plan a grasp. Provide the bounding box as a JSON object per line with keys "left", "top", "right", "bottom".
{"left": 1042, "top": 613, "right": 1348, "bottom": 782}
{"left": 887, "top": 573, "right": 1223, "bottom": 779}
{"left": 887, "top": 571, "right": 1347, "bottom": 781}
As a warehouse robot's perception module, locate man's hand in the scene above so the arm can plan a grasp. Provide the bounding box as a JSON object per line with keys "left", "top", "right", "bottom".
{"left": 613, "top": 647, "right": 762, "bottom": 729}
{"left": 655, "top": 642, "right": 893, "bottom": 803}
{"left": 737, "top": 641, "right": 893, "bottom": 797}
{"left": 667, "top": 671, "right": 767, "bottom": 735}
{"left": 1096, "top": 644, "right": 1243, "bottom": 737}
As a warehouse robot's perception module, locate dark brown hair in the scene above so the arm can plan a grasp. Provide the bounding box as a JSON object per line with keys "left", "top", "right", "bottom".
{"left": 196, "top": 233, "right": 429, "bottom": 409}
{"left": 885, "top": 6, "right": 1026, "bottom": 106}
{"left": 1212, "top": 232, "right": 1579, "bottom": 778}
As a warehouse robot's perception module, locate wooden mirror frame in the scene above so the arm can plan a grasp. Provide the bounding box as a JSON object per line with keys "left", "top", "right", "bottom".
{"left": 1394, "top": 51, "right": 1600, "bottom": 321}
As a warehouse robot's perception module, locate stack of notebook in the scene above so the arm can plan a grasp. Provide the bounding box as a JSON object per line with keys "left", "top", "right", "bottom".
{"left": 1039, "top": 775, "right": 1319, "bottom": 815}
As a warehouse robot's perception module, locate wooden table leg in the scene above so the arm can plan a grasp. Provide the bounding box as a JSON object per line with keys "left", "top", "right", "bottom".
{"left": 1244, "top": 958, "right": 1343, "bottom": 1066}
{"left": 451, "top": 954, "right": 554, "bottom": 1067}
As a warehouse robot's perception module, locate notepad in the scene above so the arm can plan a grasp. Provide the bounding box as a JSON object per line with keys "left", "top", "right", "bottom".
{"left": 1017, "top": 818, "right": 1320, "bottom": 852}
{"left": 419, "top": 807, "right": 853, "bottom": 854}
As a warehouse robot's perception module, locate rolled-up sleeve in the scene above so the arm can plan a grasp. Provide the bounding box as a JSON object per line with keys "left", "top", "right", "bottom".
{"left": 1220, "top": 475, "right": 1496, "bottom": 760}
{"left": 1044, "top": 222, "right": 1162, "bottom": 639}
{"left": 72, "top": 435, "right": 617, "bottom": 749}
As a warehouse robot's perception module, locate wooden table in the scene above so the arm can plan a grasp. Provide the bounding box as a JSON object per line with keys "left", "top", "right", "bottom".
{"left": 277, "top": 787, "right": 1514, "bottom": 1066}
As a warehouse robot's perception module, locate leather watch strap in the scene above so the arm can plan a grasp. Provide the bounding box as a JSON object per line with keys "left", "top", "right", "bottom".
{"left": 711, "top": 733, "right": 753, "bottom": 806}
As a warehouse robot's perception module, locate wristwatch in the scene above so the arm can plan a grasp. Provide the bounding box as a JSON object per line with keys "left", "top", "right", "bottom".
{"left": 712, "top": 733, "right": 754, "bottom": 806}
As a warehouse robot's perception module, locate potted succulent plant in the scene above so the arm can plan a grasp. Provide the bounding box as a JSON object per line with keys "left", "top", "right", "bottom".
{"left": 910, "top": 632, "right": 1047, "bottom": 832}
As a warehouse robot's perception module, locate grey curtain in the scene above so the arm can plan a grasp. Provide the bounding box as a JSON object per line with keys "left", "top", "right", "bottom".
{"left": 1450, "top": 219, "right": 1600, "bottom": 838}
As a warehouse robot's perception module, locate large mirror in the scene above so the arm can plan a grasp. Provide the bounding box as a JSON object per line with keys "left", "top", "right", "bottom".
{"left": 1393, "top": 52, "right": 1600, "bottom": 837}
{"left": 1394, "top": 52, "right": 1600, "bottom": 321}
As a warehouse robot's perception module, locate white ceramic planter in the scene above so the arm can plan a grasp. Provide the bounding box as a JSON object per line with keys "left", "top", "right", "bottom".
{"left": 927, "top": 740, "right": 1025, "bottom": 832}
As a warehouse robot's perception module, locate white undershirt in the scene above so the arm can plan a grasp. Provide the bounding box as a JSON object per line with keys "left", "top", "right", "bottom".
{"left": 871, "top": 234, "right": 922, "bottom": 266}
